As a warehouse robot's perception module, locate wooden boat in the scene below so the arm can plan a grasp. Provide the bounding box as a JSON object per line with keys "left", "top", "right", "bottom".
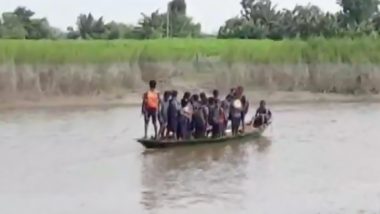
{"left": 137, "top": 126, "right": 267, "bottom": 149}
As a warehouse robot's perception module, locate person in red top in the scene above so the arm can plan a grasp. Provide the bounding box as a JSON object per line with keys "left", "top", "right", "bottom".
{"left": 142, "top": 80, "right": 160, "bottom": 139}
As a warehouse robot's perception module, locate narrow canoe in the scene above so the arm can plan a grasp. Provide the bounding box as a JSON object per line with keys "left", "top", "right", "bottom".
{"left": 137, "top": 126, "right": 267, "bottom": 149}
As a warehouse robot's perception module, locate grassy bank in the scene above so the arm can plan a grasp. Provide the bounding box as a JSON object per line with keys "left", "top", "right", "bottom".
{"left": 1, "top": 38, "right": 380, "bottom": 99}
{"left": 2, "top": 38, "right": 380, "bottom": 64}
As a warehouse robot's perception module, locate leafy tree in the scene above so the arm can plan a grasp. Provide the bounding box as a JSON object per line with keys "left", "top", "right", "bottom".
{"left": 27, "top": 18, "right": 52, "bottom": 39}
{"left": 66, "top": 26, "right": 80, "bottom": 39}
{"left": 337, "top": 0, "right": 379, "bottom": 24}
{"left": 218, "top": 17, "right": 245, "bottom": 38}
{"left": 0, "top": 2, "right": 200, "bottom": 40}
{"left": 168, "top": 0, "right": 201, "bottom": 37}
{"left": 77, "top": 13, "right": 94, "bottom": 39}
{"left": 7, "top": 0, "right": 380, "bottom": 40}
{"left": 168, "top": 13, "right": 201, "bottom": 37}
{"left": 318, "top": 13, "right": 341, "bottom": 38}
{"left": 137, "top": 10, "right": 165, "bottom": 39}
{"left": 13, "top": 7, "right": 34, "bottom": 23}
{"left": 219, "top": 0, "right": 284, "bottom": 39}
{"left": 13, "top": 7, "right": 52, "bottom": 39}
{"left": 241, "top": 0, "right": 279, "bottom": 24}
{"left": 1, "top": 12, "right": 27, "bottom": 39}
{"left": 219, "top": 0, "right": 380, "bottom": 39}
{"left": 135, "top": 0, "right": 201, "bottom": 39}
{"left": 105, "top": 22, "right": 121, "bottom": 40}
{"left": 119, "top": 24, "right": 137, "bottom": 39}
{"left": 291, "top": 5, "right": 325, "bottom": 39}
{"left": 76, "top": 13, "right": 108, "bottom": 39}
{"left": 273, "top": 9, "right": 297, "bottom": 39}
{"left": 372, "top": 13, "right": 380, "bottom": 31}
{"left": 103, "top": 22, "right": 136, "bottom": 40}
{"left": 169, "top": 0, "right": 187, "bottom": 15}
{"left": 91, "top": 17, "right": 107, "bottom": 39}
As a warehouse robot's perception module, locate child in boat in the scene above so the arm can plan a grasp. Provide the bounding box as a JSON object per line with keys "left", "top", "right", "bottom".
{"left": 250, "top": 100, "right": 272, "bottom": 128}
{"left": 158, "top": 91, "right": 171, "bottom": 139}
{"left": 142, "top": 80, "right": 160, "bottom": 139}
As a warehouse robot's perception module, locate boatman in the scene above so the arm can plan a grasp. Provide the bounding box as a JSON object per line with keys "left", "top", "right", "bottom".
{"left": 142, "top": 80, "right": 160, "bottom": 139}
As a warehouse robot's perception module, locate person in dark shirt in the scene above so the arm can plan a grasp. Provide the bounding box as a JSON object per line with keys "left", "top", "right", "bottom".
{"left": 192, "top": 94, "right": 207, "bottom": 139}
{"left": 168, "top": 90, "right": 181, "bottom": 139}
{"left": 213, "top": 89, "right": 219, "bottom": 101}
{"left": 251, "top": 100, "right": 272, "bottom": 128}
{"left": 208, "top": 97, "right": 221, "bottom": 138}
{"left": 181, "top": 92, "right": 191, "bottom": 108}
{"left": 158, "top": 91, "right": 171, "bottom": 139}
{"left": 200, "top": 92, "right": 210, "bottom": 136}
{"left": 240, "top": 95, "right": 249, "bottom": 133}
{"left": 200, "top": 93, "right": 209, "bottom": 119}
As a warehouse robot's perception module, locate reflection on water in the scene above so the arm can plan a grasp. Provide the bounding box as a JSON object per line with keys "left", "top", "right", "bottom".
{"left": 1, "top": 103, "right": 380, "bottom": 214}
{"left": 141, "top": 138, "right": 271, "bottom": 211}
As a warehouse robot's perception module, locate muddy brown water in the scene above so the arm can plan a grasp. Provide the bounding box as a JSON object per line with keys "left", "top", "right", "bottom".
{"left": 1, "top": 103, "right": 380, "bottom": 214}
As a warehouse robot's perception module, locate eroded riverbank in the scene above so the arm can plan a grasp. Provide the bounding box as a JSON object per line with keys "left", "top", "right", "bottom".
{"left": 1, "top": 62, "right": 380, "bottom": 104}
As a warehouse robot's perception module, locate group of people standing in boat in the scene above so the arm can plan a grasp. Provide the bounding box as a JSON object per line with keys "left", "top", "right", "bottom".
{"left": 142, "top": 80, "right": 272, "bottom": 140}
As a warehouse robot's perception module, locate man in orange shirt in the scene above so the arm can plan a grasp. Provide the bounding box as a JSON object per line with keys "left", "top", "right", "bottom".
{"left": 142, "top": 80, "right": 160, "bottom": 139}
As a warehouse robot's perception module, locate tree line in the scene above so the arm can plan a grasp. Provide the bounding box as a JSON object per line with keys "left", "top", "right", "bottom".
{"left": 0, "top": 0, "right": 379, "bottom": 40}
{"left": 218, "top": 0, "right": 380, "bottom": 39}
{"left": 0, "top": 0, "right": 201, "bottom": 40}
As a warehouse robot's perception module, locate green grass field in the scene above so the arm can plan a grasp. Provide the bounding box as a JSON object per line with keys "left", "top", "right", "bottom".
{"left": 1, "top": 38, "right": 380, "bottom": 64}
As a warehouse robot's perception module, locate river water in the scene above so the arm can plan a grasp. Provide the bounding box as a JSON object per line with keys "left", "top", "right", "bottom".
{"left": 1, "top": 103, "right": 380, "bottom": 214}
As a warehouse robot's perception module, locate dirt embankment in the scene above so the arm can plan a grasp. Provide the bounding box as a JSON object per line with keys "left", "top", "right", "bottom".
{"left": 1, "top": 60, "right": 380, "bottom": 110}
